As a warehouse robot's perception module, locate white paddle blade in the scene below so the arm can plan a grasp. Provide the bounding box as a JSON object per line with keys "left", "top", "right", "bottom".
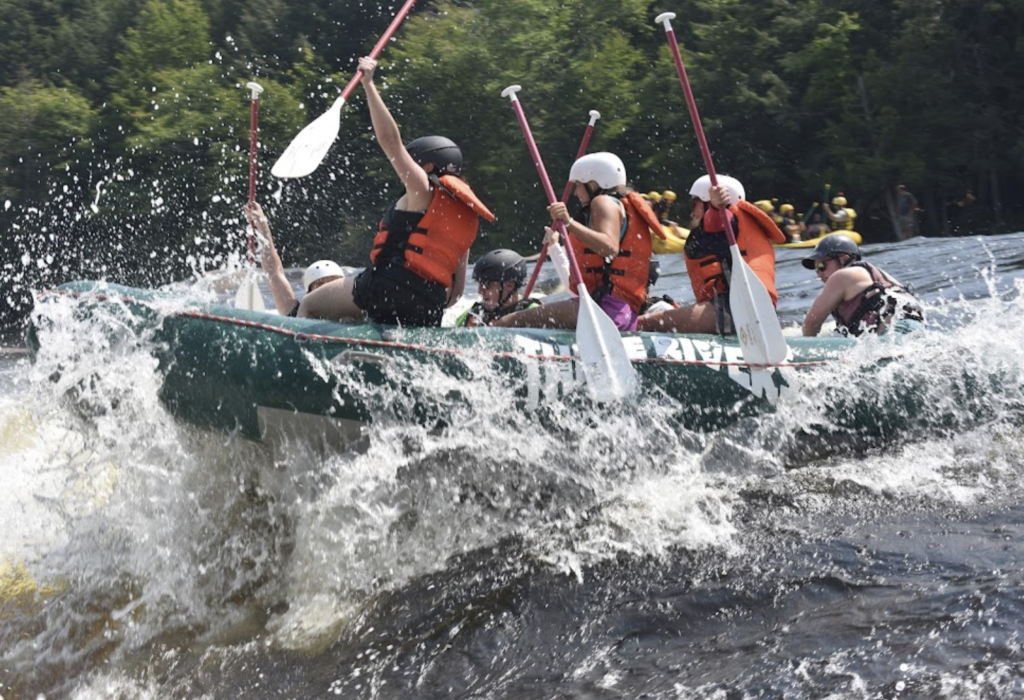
{"left": 271, "top": 96, "right": 346, "bottom": 179}
{"left": 234, "top": 271, "right": 266, "bottom": 312}
{"left": 575, "top": 289, "right": 639, "bottom": 402}
{"left": 547, "top": 242, "right": 573, "bottom": 292}
{"left": 729, "top": 246, "right": 788, "bottom": 365}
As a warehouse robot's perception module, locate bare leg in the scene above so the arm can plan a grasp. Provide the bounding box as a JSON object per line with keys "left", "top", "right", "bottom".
{"left": 492, "top": 298, "right": 580, "bottom": 329}
{"left": 297, "top": 276, "right": 364, "bottom": 322}
{"left": 637, "top": 302, "right": 718, "bottom": 333}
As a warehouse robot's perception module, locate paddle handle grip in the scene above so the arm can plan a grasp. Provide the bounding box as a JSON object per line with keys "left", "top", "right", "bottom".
{"left": 339, "top": 0, "right": 419, "bottom": 102}
{"left": 502, "top": 86, "right": 585, "bottom": 287}
{"left": 522, "top": 109, "right": 600, "bottom": 298}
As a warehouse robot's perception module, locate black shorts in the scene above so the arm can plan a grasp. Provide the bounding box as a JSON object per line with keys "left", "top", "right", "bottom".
{"left": 352, "top": 263, "right": 447, "bottom": 327}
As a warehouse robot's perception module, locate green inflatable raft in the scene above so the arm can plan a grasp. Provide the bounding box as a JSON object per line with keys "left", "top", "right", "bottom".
{"left": 30, "top": 281, "right": 921, "bottom": 453}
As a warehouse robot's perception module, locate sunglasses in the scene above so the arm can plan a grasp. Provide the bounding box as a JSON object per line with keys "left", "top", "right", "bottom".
{"left": 815, "top": 260, "right": 830, "bottom": 272}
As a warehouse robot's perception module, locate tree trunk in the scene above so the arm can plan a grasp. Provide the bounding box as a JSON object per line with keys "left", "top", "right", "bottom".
{"left": 857, "top": 73, "right": 901, "bottom": 241}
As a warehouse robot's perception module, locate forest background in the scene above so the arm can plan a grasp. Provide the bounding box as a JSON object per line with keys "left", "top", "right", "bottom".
{"left": 1, "top": 0, "right": 1022, "bottom": 331}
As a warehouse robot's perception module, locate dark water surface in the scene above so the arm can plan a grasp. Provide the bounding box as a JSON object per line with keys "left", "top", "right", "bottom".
{"left": 2, "top": 233, "right": 1024, "bottom": 699}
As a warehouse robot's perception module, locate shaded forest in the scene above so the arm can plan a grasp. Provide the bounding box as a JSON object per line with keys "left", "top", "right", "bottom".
{"left": 1, "top": 0, "right": 1022, "bottom": 330}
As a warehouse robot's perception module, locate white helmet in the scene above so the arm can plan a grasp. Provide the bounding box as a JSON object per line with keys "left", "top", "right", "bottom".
{"left": 568, "top": 152, "right": 627, "bottom": 189}
{"left": 302, "top": 260, "right": 346, "bottom": 292}
{"left": 688, "top": 174, "right": 746, "bottom": 204}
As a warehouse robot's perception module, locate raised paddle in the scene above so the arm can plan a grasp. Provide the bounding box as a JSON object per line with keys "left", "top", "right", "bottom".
{"left": 235, "top": 81, "right": 267, "bottom": 312}
{"left": 521, "top": 109, "right": 601, "bottom": 299}
{"left": 655, "top": 12, "right": 788, "bottom": 366}
{"left": 501, "top": 85, "right": 639, "bottom": 402}
{"left": 271, "top": 0, "right": 418, "bottom": 179}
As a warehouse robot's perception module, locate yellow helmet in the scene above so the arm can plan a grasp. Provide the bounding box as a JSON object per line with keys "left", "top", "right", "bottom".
{"left": 780, "top": 203, "right": 794, "bottom": 215}
{"left": 754, "top": 199, "right": 774, "bottom": 213}
{"left": 647, "top": 191, "right": 662, "bottom": 202}
{"left": 832, "top": 196, "right": 847, "bottom": 207}
{"left": 662, "top": 190, "right": 677, "bottom": 202}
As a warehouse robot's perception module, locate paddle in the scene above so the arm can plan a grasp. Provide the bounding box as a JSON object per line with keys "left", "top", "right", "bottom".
{"left": 271, "top": 0, "right": 418, "bottom": 179}
{"left": 501, "top": 85, "right": 639, "bottom": 402}
{"left": 655, "top": 12, "right": 788, "bottom": 366}
{"left": 235, "top": 81, "right": 267, "bottom": 312}
{"left": 521, "top": 109, "right": 601, "bottom": 299}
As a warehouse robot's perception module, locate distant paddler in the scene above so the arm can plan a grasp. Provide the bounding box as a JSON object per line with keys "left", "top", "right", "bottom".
{"left": 644, "top": 189, "right": 689, "bottom": 253}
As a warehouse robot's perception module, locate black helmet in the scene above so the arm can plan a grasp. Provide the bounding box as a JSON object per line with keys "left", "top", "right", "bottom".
{"left": 801, "top": 234, "right": 862, "bottom": 269}
{"left": 473, "top": 249, "right": 527, "bottom": 287}
{"left": 405, "top": 135, "right": 463, "bottom": 176}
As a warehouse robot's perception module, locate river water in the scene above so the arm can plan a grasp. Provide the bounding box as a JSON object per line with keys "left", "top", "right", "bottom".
{"left": 2, "top": 233, "right": 1024, "bottom": 699}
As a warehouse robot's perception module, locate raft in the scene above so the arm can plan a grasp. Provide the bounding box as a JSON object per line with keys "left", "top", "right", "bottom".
{"left": 651, "top": 223, "right": 689, "bottom": 254}
{"left": 775, "top": 230, "right": 863, "bottom": 249}
{"left": 28, "top": 281, "right": 894, "bottom": 452}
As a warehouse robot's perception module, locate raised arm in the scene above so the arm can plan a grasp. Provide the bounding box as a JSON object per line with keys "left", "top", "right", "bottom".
{"left": 245, "top": 202, "right": 298, "bottom": 315}
{"left": 358, "top": 57, "right": 432, "bottom": 211}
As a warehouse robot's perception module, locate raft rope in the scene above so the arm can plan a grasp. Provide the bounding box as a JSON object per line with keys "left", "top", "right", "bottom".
{"left": 41, "top": 289, "right": 834, "bottom": 369}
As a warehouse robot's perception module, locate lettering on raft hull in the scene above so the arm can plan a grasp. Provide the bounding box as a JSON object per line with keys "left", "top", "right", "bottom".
{"left": 514, "top": 333, "right": 788, "bottom": 408}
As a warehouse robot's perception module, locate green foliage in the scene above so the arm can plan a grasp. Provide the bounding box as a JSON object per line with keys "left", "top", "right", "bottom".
{"left": 0, "top": 81, "right": 97, "bottom": 201}
{"left": 2, "top": 0, "right": 1024, "bottom": 331}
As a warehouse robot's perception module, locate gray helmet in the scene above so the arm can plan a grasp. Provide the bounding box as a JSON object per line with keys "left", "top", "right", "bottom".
{"left": 405, "top": 135, "right": 463, "bottom": 176}
{"left": 473, "top": 249, "right": 527, "bottom": 287}
{"left": 801, "top": 234, "right": 862, "bottom": 269}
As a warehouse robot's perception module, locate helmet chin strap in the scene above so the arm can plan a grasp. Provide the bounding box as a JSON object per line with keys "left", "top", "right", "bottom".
{"left": 496, "top": 281, "right": 518, "bottom": 310}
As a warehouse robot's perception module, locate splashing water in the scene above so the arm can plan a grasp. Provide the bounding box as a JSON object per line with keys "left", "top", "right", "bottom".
{"left": 3, "top": 234, "right": 1024, "bottom": 696}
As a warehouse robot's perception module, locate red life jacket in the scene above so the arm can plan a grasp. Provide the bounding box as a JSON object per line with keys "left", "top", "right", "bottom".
{"left": 371, "top": 175, "right": 496, "bottom": 286}
{"left": 569, "top": 191, "right": 666, "bottom": 314}
{"left": 683, "top": 199, "right": 786, "bottom": 305}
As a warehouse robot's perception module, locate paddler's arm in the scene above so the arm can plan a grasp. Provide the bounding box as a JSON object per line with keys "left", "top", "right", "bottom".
{"left": 447, "top": 250, "right": 470, "bottom": 307}
{"left": 246, "top": 202, "right": 298, "bottom": 316}
{"left": 802, "top": 276, "right": 848, "bottom": 336}
{"left": 547, "top": 194, "right": 621, "bottom": 258}
{"left": 358, "top": 57, "right": 432, "bottom": 211}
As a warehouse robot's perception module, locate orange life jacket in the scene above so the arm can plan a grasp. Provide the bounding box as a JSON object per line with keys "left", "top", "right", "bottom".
{"left": 569, "top": 191, "right": 666, "bottom": 314}
{"left": 371, "top": 174, "right": 496, "bottom": 286}
{"left": 683, "top": 199, "right": 786, "bottom": 305}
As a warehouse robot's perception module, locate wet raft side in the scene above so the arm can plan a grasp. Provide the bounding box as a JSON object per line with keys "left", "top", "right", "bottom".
{"left": 34, "top": 282, "right": 859, "bottom": 445}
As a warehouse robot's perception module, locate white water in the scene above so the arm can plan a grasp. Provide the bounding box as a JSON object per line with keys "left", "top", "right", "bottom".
{"left": 3, "top": 235, "right": 1024, "bottom": 697}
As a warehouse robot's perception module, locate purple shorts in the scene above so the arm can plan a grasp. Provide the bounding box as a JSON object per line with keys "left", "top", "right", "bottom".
{"left": 598, "top": 294, "right": 639, "bottom": 332}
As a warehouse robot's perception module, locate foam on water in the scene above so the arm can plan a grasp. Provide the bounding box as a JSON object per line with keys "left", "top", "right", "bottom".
{"left": 4, "top": 249, "right": 1024, "bottom": 693}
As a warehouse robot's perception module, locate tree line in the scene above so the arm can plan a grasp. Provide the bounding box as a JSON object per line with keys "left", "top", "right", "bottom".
{"left": 1, "top": 0, "right": 1022, "bottom": 331}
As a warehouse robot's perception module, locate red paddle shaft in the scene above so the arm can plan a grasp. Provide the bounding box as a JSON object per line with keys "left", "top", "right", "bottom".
{"left": 338, "top": 0, "right": 418, "bottom": 103}
{"left": 246, "top": 81, "right": 264, "bottom": 263}
{"left": 501, "top": 86, "right": 585, "bottom": 287}
{"left": 655, "top": 12, "right": 738, "bottom": 244}
{"left": 522, "top": 109, "right": 600, "bottom": 297}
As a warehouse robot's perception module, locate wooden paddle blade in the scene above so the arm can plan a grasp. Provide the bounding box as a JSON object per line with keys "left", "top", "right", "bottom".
{"left": 728, "top": 245, "right": 788, "bottom": 365}
{"left": 576, "top": 289, "right": 639, "bottom": 402}
{"left": 271, "top": 96, "right": 346, "bottom": 179}
{"left": 234, "top": 271, "right": 266, "bottom": 312}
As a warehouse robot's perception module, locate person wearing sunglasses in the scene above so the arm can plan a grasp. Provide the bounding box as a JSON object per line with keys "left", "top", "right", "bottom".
{"left": 802, "top": 234, "right": 924, "bottom": 337}
{"left": 455, "top": 249, "right": 540, "bottom": 327}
